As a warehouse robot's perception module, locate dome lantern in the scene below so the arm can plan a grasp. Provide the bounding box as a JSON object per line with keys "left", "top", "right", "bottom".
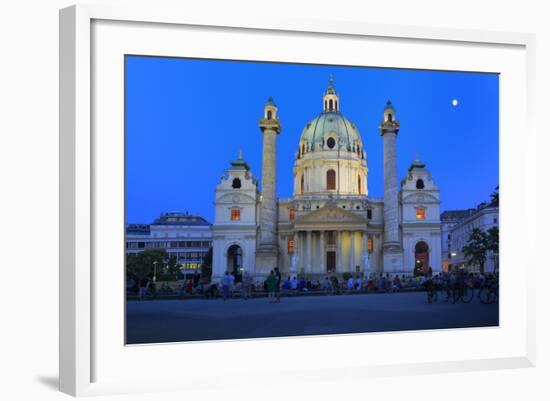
{"left": 323, "top": 74, "right": 340, "bottom": 112}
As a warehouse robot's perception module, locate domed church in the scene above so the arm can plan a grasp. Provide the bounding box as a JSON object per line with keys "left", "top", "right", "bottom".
{"left": 212, "top": 78, "right": 442, "bottom": 280}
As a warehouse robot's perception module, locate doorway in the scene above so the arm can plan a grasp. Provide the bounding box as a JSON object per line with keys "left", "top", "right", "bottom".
{"left": 226, "top": 244, "right": 242, "bottom": 276}
{"left": 414, "top": 241, "right": 430, "bottom": 275}
{"left": 326, "top": 251, "right": 336, "bottom": 273}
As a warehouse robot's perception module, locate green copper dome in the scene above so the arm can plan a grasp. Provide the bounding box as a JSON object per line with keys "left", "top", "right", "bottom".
{"left": 299, "top": 111, "right": 362, "bottom": 152}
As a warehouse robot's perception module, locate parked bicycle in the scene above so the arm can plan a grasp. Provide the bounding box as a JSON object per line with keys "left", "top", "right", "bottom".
{"left": 450, "top": 278, "right": 474, "bottom": 304}
{"left": 478, "top": 278, "right": 498, "bottom": 304}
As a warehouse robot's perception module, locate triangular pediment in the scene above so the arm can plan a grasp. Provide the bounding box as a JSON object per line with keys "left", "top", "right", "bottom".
{"left": 294, "top": 204, "right": 366, "bottom": 225}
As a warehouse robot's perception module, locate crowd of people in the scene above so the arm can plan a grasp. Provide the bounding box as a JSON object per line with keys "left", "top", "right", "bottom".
{"left": 129, "top": 266, "right": 498, "bottom": 302}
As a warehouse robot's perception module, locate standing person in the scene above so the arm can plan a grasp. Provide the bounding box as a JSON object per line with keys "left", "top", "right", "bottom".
{"left": 290, "top": 276, "right": 298, "bottom": 293}
{"left": 266, "top": 270, "right": 277, "bottom": 303}
{"left": 274, "top": 267, "right": 282, "bottom": 303}
{"left": 221, "top": 272, "right": 231, "bottom": 301}
{"left": 228, "top": 271, "right": 235, "bottom": 299}
{"left": 355, "top": 275, "right": 362, "bottom": 291}
{"left": 138, "top": 276, "right": 149, "bottom": 301}
{"left": 193, "top": 271, "right": 200, "bottom": 287}
{"left": 347, "top": 276, "right": 354, "bottom": 293}
{"left": 242, "top": 271, "right": 252, "bottom": 300}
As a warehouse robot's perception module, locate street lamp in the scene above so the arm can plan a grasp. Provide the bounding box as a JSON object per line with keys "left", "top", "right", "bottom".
{"left": 153, "top": 261, "right": 157, "bottom": 283}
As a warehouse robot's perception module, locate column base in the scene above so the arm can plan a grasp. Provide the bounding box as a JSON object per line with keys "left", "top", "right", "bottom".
{"left": 255, "top": 246, "right": 279, "bottom": 276}
{"left": 382, "top": 242, "right": 404, "bottom": 273}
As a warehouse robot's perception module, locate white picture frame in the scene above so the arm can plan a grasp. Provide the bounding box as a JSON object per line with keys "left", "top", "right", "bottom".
{"left": 59, "top": 4, "right": 536, "bottom": 397}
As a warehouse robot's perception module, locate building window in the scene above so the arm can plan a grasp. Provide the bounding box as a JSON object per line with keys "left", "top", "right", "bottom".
{"left": 288, "top": 239, "right": 295, "bottom": 254}
{"left": 300, "top": 175, "right": 305, "bottom": 194}
{"left": 367, "top": 235, "right": 374, "bottom": 253}
{"left": 416, "top": 179, "right": 424, "bottom": 189}
{"left": 327, "top": 137, "right": 336, "bottom": 149}
{"left": 230, "top": 209, "right": 241, "bottom": 221}
{"left": 232, "top": 178, "right": 241, "bottom": 189}
{"left": 289, "top": 208, "right": 295, "bottom": 221}
{"left": 326, "top": 169, "right": 336, "bottom": 190}
{"left": 329, "top": 99, "right": 333, "bottom": 110}
{"left": 301, "top": 143, "right": 305, "bottom": 155}
{"left": 267, "top": 110, "right": 272, "bottom": 120}
{"left": 358, "top": 175, "right": 361, "bottom": 193}
{"left": 416, "top": 207, "right": 426, "bottom": 220}
{"left": 367, "top": 209, "right": 372, "bottom": 219}
{"left": 388, "top": 113, "right": 393, "bottom": 122}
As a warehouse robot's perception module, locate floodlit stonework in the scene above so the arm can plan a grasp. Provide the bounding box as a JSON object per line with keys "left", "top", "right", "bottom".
{"left": 212, "top": 79, "right": 442, "bottom": 280}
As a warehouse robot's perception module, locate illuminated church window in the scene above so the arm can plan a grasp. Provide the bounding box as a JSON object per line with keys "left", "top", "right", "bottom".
{"left": 230, "top": 209, "right": 241, "bottom": 221}
{"left": 416, "top": 207, "right": 426, "bottom": 220}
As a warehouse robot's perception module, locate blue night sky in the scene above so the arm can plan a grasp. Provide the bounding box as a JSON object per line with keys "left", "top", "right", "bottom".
{"left": 126, "top": 56, "right": 499, "bottom": 224}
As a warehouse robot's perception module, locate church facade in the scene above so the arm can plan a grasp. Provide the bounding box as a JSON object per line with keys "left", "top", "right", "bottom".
{"left": 212, "top": 80, "right": 442, "bottom": 280}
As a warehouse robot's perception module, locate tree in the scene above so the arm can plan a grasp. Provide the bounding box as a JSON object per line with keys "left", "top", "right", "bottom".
{"left": 490, "top": 185, "right": 499, "bottom": 207}
{"left": 462, "top": 228, "right": 489, "bottom": 273}
{"left": 486, "top": 226, "right": 499, "bottom": 253}
{"left": 160, "top": 255, "right": 180, "bottom": 281}
{"left": 126, "top": 249, "right": 168, "bottom": 280}
{"left": 201, "top": 247, "right": 213, "bottom": 279}
{"left": 486, "top": 226, "right": 499, "bottom": 272}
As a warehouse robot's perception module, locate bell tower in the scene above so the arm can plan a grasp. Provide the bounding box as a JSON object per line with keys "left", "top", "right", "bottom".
{"left": 256, "top": 97, "right": 282, "bottom": 275}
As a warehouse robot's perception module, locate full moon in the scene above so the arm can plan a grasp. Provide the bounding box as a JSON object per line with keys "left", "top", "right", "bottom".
{"left": 452, "top": 99, "right": 459, "bottom": 106}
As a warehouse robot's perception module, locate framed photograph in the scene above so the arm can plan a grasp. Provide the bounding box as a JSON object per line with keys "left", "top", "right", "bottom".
{"left": 60, "top": 4, "right": 536, "bottom": 396}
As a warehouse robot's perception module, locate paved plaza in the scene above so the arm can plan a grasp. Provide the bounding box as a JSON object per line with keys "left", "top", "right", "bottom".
{"left": 126, "top": 291, "right": 499, "bottom": 344}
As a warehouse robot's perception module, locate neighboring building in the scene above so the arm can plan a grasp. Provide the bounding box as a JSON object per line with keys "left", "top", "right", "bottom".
{"left": 440, "top": 209, "right": 475, "bottom": 272}
{"left": 126, "top": 212, "right": 212, "bottom": 275}
{"left": 442, "top": 204, "right": 499, "bottom": 273}
{"left": 212, "top": 79, "right": 442, "bottom": 280}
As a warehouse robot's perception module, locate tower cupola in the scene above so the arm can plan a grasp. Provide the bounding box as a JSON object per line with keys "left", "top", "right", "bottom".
{"left": 263, "top": 97, "right": 278, "bottom": 120}
{"left": 380, "top": 100, "right": 400, "bottom": 135}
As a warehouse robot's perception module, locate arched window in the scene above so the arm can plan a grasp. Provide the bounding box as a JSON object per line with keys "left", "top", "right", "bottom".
{"left": 335, "top": 100, "right": 338, "bottom": 110}
{"left": 300, "top": 175, "right": 305, "bottom": 194}
{"left": 301, "top": 143, "right": 305, "bottom": 155}
{"left": 326, "top": 169, "right": 336, "bottom": 190}
{"left": 232, "top": 178, "right": 241, "bottom": 189}
{"left": 388, "top": 113, "right": 393, "bottom": 122}
{"left": 329, "top": 99, "right": 333, "bottom": 111}
{"left": 327, "top": 137, "right": 336, "bottom": 149}
{"left": 324, "top": 100, "right": 327, "bottom": 110}
{"left": 267, "top": 110, "right": 272, "bottom": 120}
{"left": 416, "top": 179, "right": 425, "bottom": 189}
{"left": 357, "top": 175, "right": 361, "bottom": 194}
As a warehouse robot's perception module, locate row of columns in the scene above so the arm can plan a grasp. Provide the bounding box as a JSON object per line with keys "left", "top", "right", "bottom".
{"left": 291, "top": 230, "right": 370, "bottom": 274}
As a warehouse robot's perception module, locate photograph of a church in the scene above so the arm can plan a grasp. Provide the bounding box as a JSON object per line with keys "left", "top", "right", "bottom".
{"left": 125, "top": 56, "right": 499, "bottom": 343}
{"left": 213, "top": 79, "right": 441, "bottom": 281}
